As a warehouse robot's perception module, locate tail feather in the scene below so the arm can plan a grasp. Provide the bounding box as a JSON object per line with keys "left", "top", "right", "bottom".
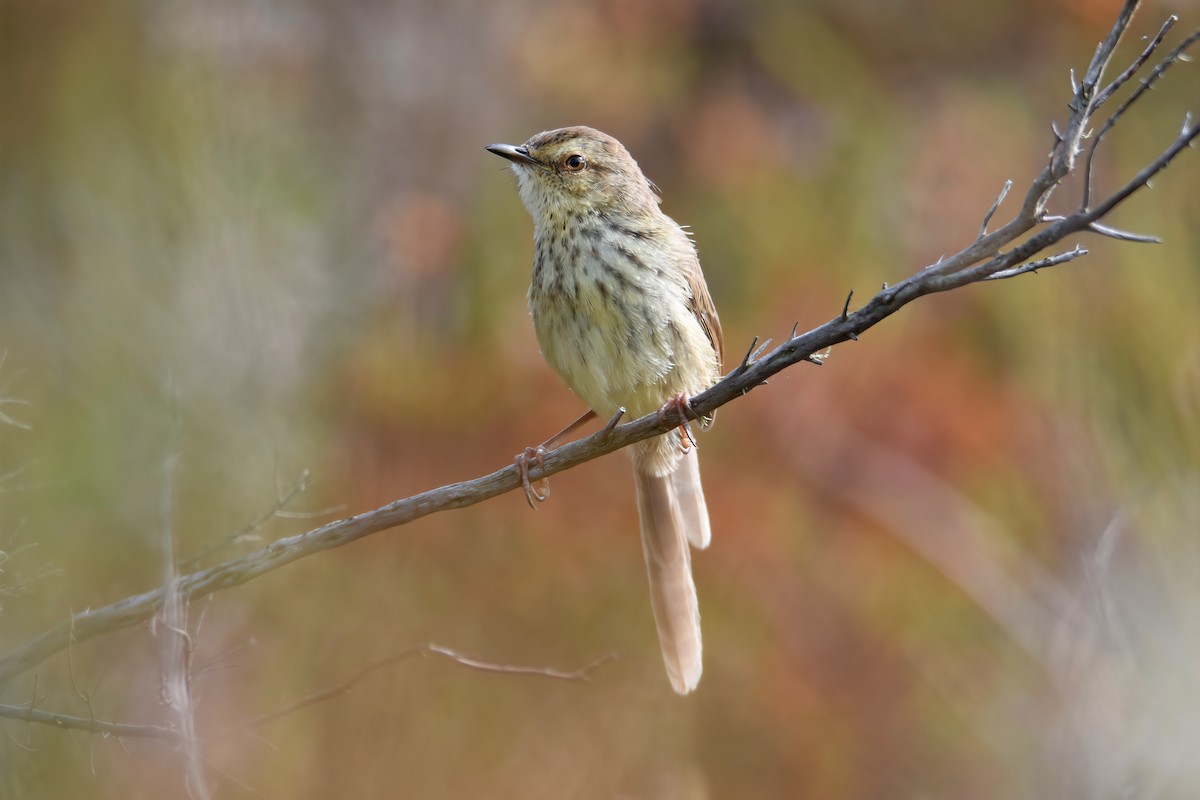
{"left": 634, "top": 467, "right": 704, "bottom": 694}
{"left": 671, "top": 447, "right": 711, "bottom": 550}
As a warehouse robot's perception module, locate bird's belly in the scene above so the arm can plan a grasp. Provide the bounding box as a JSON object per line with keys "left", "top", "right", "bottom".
{"left": 531, "top": 280, "right": 683, "bottom": 419}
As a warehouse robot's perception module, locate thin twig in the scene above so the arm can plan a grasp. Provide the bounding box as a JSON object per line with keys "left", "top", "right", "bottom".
{"left": 0, "top": 2, "right": 1195, "bottom": 691}
{"left": 0, "top": 702, "right": 181, "bottom": 741}
{"left": 227, "top": 645, "right": 614, "bottom": 733}
{"left": 1094, "top": 16, "right": 1179, "bottom": 109}
{"left": 180, "top": 470, "right": 316, "bottom": 570}
{"left": 1083, "top": 25, "right": 1200, "bottom": 207}
{"left": 979, "top": 180, "right": 1013, "bottom": 237}
{"left": 1086, "top": 221, "right": 1160, "bottom": 243}
{"left": 983, "top": 245, "right": 1089, "bottom": 281}
{"left": 0, "top": 644, "right": 614, "bottom": 741}
{"left": 424, "top": 644, "right": 616, "bottom": 682}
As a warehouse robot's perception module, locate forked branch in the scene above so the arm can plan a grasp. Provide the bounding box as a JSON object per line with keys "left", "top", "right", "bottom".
{"left": 0, "top": 0, "right": 1196, "bottom": 719}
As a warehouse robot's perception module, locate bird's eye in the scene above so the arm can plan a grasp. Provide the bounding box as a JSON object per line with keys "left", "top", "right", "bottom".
{"left": 563, "top": 154, "right": 587, "bottom": 172}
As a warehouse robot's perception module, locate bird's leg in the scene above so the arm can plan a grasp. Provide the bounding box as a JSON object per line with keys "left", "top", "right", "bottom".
{"left": 658, "top": 393, "right": 698, "bottom": 454}
{"left": 542, "top": 409, "right": 598, "bottom": 451}
{"left": 514, "top": 409, "right": 598, "bottom": 508}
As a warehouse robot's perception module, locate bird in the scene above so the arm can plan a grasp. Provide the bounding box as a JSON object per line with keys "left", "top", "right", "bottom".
{"left": 487, "top": 126, "right": 723, "bottom": 694}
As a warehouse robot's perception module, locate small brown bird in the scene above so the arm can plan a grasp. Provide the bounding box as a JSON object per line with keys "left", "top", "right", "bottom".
{"left": 487, "top": 126, "right": 723, "bottom": 694}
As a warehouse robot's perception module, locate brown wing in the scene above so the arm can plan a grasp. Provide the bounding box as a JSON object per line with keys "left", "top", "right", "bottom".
{"left": 684, "top": 259, "right": 724, "bottom": 370}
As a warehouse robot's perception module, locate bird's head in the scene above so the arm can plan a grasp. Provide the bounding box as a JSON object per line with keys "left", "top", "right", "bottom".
{"left": 487, "top": 126, "right": 660, "bottom": 221}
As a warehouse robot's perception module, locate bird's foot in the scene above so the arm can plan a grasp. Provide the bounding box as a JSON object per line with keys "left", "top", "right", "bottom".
{"left": 658, "top": 393, "right": 698, "bottom": 454}
{"left": 515, "top": 446, "right": 550, "bottom": 508}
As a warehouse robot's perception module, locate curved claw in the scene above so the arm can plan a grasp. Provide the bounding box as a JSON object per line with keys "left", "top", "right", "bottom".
{"left": 658, "top": 393, "right": 698, "bottom": 454}
{"left": 514, "top": 446, "right": 550, "bottom": 509}
{"left": 678, "top": 425, "right": 696, "bottom": 454}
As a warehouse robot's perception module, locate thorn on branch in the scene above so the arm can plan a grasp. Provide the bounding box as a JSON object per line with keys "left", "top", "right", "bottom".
{"left": 736, "top": 336, "right": 759, "bottom": 373}
{"left": 0, "top": 4, "right": 1195, "bottom": 700}
{"left": 1094, "top": 15, "right": 1179, "bottom": 109}
{"left": 1083, "top": 24, "right": 1200, "bottom": 208}
{"left": 1087, "top": 221, "right": 1161, "bottom": 243}
{"left": 840, "top": 290, "right": 854, "bottom": 321}
{"left": 600, "top": 407, "right": 625, "bottom": 439}
{"left": 737, "top": 338, "right": 772, "bottom": 374}
{"left": 979, "top": 180, "right": 1014, "bottom": 237}
{"left": 789, "top": 321, "right": 800, "bottom": 339}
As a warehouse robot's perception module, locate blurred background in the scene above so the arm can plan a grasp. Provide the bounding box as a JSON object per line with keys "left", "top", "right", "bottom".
{"left": 2, "top": 0, "right": 1198, "bottom": 797}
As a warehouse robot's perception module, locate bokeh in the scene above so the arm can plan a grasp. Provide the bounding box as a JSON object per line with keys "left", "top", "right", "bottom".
{"left": 2, "top": 0, "right": 1198, "bottom": 797}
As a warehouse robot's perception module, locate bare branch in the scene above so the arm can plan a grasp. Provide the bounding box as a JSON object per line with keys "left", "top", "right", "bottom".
{"left": 1084, "top": 25, "right": 1200, "bottom": 206}
{"left": 1080, "top": 0, "right": 1140, "bottom": 96}
{"left": 1081, "top": 118, "right": 1200, "bottom": 222}
{"left": 983, "top": 245, "right": 1089, "bottom": 281}
{"left": 0, "top": 2, "right": 1195, "bottom": 691}
{"left": 1094, "top": 15, "right": 1178, "bottom": 108}
{"left": 0, "top": 702, "right": 181, "bottom": 741}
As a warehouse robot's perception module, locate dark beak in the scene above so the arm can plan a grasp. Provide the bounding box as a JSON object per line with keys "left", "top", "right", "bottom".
{"left": 486, "top": 143, "right": 541, "bottom": 167}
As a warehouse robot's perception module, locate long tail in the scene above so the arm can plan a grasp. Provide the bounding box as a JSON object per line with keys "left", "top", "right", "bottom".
{"left": 672, "top": 448, "right": 710, "bottom": 550}
{"left": 633, "top": 456, "right": 707, "bottom": 694}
